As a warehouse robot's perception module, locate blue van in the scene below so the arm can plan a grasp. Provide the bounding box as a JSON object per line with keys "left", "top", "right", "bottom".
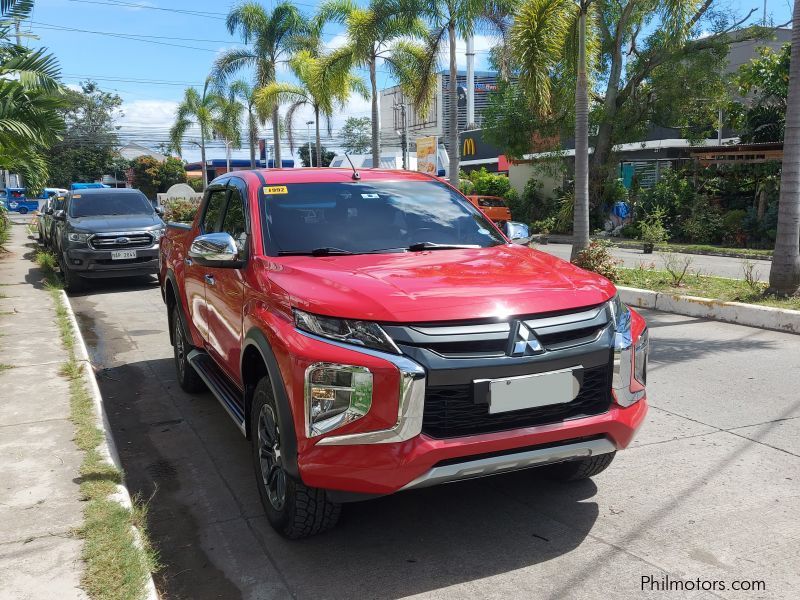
{"left": 1, "top": 188, "right": 40, "bottom": 214}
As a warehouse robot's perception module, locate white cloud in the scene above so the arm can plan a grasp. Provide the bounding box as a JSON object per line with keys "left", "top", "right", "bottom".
{"left": 118, "top": 99, "right": 180, "bottom": 128}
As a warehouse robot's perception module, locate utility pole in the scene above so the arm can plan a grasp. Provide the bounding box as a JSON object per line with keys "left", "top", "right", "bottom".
{"left": 306, "top": 120, "right": 314, "bottom": 167}
{"left": 393, "top": 100, "right": 410, "bottom": 169}
{"left": 466, "top": 35, "right": 475, "bottom": 129}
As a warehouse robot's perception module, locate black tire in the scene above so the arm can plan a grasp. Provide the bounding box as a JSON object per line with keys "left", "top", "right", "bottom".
{"left": 37, "top": 226, "right": 44, "bottom": 244}
{"left": 171, "top": 304, "right": 206, "bottom": 393}
{"left": 58, "top": 255, "right": 83, "bottom": 293}
{"left": 251, "top": 377, "right": 341, "bottom": 539}
{"left": 543, "top": 452, "right": 616, "bottom": 482}
{"left": 18, "top": 207, "right": 28, "bottom": 215}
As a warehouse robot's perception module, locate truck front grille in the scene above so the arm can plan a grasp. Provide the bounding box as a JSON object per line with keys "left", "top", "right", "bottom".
{"left": 421, "top": 363, "right": 613, "bottom": 439}
{"left": 90, "top": 233, "right": 153, "bottom": 249}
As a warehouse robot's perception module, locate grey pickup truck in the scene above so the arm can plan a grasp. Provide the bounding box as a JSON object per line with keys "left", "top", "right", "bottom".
{"left": 54, "top": 188, "right": 165, "bottom": 292}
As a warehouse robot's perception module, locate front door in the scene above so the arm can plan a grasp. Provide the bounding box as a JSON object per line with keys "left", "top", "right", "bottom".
{"left": 185, "top": 185, "right": 227, "bottom": 342}
{"left": 205, "top": 178, "right": 248, "bottom": 383}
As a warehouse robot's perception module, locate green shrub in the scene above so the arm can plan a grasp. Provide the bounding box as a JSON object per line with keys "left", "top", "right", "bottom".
{"left": 553, "top": 190, "right": 574, "bottom": 234}
{"left": 572, "top": 239, "right": 619, "bottom": 282}
{"left": 187, "top": 177, "right": 204, "bottom": 193}
{"left": 163, "top": 198, "right": 200, "bottom": 223}
{"left": 620, "top": 223, "right": 640, "bottom": 239}
{"left": 679, "top": 197, "right": 723, "bottom": 244}
{"left": 640, "top": 207, "right": 669, "bottom": 246}
{"left": 530, "top": 216, "right": 556, "bottom": 234}
{"left": 721, "top": 209, "right": 748, "bottom": 246}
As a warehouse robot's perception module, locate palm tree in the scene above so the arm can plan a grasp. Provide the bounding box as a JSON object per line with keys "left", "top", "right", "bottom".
{"left": 214, "top": 1, "right": 311, "bottom": 169}
{"left": 227, "top": 80, "right": 259, "bottom": 168}
{"left": 215, "top": 88, "right": 245, "bottom": 173}
{"left": 316, "top": 0, "right": 428, "bottom": 167}
{"left": 170, "top": 80, "right": 225, "bottom": 189}
{"left": 255, "top": 49, "right": 368, "bottom": 167}
{"left": 0, "top": 1, "right": 66, "bottom": 191}
{"left": 768, "top": 0, "right": 800, "bottom": 296}
{"left": 412, "top": 0, "right": 515, "bottom": 189}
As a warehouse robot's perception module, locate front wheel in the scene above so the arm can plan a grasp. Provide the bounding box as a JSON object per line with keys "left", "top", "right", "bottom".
{"left": 58, "top": 255, "right": 83, "bottom": 293}
{"left": 251, "top": 376, "right": 341, "bottom": 539}
{"left": 171, "top": 304, "right": 206, "bottom": 393}
{"left": 18, "top": 207, "right": 28, "bottom": 215}
{"left": 542, "top": 452, "right": 616, "bottom": 482}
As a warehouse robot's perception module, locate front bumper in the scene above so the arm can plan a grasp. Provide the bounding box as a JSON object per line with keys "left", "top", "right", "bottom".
{"left": 64, "top": 245, "right": 159, "bottom": 278}
{"left": 287, "top": 306, "right": 649, "bottom": 496}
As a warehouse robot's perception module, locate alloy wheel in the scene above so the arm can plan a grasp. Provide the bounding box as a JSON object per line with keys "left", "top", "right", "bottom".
{"left": 258, "top": 403, "right": 286, "bottom": 510}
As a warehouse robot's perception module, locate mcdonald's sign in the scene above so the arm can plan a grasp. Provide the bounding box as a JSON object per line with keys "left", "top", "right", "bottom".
{"left": 463, "top": 137, "right": 476, "bottom": 156}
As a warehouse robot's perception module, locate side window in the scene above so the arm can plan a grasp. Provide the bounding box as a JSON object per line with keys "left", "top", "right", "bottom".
{"left": 221, "top": 187, "right": 247, "bottom": 253}
{"left": 202, "top": 189, "right": 227, "bottom": 233}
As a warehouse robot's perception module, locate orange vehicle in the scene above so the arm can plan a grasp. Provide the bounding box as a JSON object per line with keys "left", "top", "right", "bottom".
{"left": 467, "top": 195, "right": 512, "bottom": 224}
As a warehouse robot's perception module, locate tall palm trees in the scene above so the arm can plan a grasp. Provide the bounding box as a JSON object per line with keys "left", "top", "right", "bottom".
{"left": 256, "top": 49, "right": 368, "bottom": 167}
{"left": 214, "top": 1, "right": 311, "bottom": 169}
{"left": 768, "top": 0, "right": 800, "bottom": 296}
{"left": 227, "top": 80, "right": 259, "bottom": 168}
{"left": 170, "top": 80, "right": 227, "bottom": 190}
{"left": 316, "top": 0, "right": 428, "bottom": 167}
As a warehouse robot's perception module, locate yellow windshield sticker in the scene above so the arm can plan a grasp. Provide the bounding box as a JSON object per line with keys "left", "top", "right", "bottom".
{"left": 264, "top": 185, "right": 288, "bottom": 195}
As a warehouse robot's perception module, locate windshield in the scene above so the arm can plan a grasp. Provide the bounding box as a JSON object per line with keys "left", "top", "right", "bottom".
{"left": 69, "top": 192, "right": 154, "bottom": 218}
{"left": 263, "top": 180, "right": 505, "bottom": 255}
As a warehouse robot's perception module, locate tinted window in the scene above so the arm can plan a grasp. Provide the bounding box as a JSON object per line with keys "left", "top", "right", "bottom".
{"left": 68, "top": 192, "right": 154, "bottom": 217}
{"left": 263, "top": 180, "right": 504, "bottom": 255}
{"left": 222, "top": 187, "right": 247, "bottom": 252}
{"left": 202, "top": 190, "right": 227, "bottom": 233}
{"left": 478, "top": 198, "right": 506, "bottom": 208}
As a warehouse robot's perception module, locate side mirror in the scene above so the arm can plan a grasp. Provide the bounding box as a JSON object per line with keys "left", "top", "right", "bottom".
{"left": 53, "top": 210, "right": 66, "bottom": 221}
{"left": 189, "top": 232, "right": 243, "bottom": 267}
{"left": 45, "top": 207, "right": 54, "bottom": 215}
{"left": 504, "top": 221, "right": 531, "bottom": 244}
{"left": 155, "top": 206, "right": 165, "bottom": 217}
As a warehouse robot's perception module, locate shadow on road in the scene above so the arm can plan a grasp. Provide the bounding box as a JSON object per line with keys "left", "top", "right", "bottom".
{"left": 98, "top": 355, "right": 600, "bottom": 600}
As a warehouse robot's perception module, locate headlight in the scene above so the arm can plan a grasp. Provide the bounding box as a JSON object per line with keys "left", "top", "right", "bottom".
{"left": 152, "top": 228, "right": 165, "bottom": 240}
{"left": 609, "top": 293, "right": 646, "bottom": 406}
{"left": 305, "top": 363, "right": 373, "bottom": 437}
{"left": 67, "top": 232, "right": 90, "bottom": 243}
{"left": 634, "top": 328, "right": 649, "bottom": 385}
{"left": 294, "top": 309, "right": 399, "bottom": 354}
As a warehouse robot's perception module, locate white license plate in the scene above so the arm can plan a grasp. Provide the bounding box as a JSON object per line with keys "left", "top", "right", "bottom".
{"left": 111, "top": 249, "right": 137, "bottom": 260}
{"left": 479, "top": 368, "right": 580, "bottom": 414}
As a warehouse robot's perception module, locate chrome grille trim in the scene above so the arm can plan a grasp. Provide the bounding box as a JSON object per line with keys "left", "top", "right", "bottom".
{"left": 89, "top": 231, "right": 154, "bottom": 249}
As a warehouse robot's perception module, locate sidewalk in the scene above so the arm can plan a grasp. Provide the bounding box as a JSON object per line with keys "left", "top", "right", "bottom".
{"left": 0, "top": 218, "right": 87, "bottom": 599}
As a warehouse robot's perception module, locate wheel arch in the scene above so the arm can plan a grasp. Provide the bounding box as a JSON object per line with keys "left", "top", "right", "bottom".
{"left": 241, "top": 328, "right": 300, "bottom": 480}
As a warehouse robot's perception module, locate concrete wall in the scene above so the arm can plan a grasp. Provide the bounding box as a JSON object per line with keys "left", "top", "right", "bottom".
{"left": 508, "top": 162, "right": 564, "bottom": 200}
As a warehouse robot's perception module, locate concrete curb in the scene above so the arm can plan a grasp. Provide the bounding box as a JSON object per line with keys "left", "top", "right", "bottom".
{"left": 618, "top": 286, "right": 800, "bottom": 335}
{"left": 61, "top": 290, "right": 160, "bottom": 600}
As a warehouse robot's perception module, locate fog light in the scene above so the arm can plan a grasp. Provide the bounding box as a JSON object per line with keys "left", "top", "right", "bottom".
{"left": 305, "top": 364, "right": 372, "bottom": 437}
{"left": 72, "top": 259, "right": 82, "bottom": 265}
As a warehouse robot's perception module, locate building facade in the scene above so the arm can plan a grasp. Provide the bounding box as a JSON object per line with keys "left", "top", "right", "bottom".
{"left": 379, "top": 70, "right": 502, "bottom": 154}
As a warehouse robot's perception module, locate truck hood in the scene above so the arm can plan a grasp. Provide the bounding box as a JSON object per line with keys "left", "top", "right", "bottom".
{"left": 263, "top": 244, "right": 616, "bottom": 323}
{"left": 69, "top": 214, "right": 163, "bottom": 232}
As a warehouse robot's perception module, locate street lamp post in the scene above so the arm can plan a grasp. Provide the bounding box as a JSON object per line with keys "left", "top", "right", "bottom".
{"left": 306, "top": 120, "right": 314, "bottom": 167}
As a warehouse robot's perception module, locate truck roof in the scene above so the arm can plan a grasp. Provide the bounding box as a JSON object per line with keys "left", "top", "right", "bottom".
{"left": 238, "top": 168, "right": 440, "bottom": 185}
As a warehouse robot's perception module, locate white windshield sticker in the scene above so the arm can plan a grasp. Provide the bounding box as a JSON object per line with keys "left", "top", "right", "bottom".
{"left": 361, "top": 193, "right": 380, "bottom": 199}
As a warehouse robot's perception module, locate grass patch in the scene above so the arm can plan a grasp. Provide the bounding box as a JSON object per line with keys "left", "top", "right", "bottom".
{"left": 618, "top": 267, "right": 800, "bottom": 310}
{"left": 0, "top": 363, "right": 13, "bottom": 372}
{"left": 44, "top": 265, "right": 158, "bottom": 599}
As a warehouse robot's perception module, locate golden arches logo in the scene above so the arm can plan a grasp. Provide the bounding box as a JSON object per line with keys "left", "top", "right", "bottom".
{"left": 463, "top": 138, "right": 476, "bottom": 156}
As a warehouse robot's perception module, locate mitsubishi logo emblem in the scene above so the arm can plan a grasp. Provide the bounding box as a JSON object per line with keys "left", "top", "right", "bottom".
{"left": 507, "top": 321, "right": 544, "bottom": 357}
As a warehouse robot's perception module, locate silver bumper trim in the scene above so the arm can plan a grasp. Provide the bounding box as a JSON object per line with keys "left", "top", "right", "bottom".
{"left": 400, "top": 437, "right": 617, "bottom": 491}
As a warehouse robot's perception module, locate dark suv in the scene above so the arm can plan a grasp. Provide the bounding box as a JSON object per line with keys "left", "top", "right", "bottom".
{"left": 54, "top": 188, "right": 165, "bottom": 291}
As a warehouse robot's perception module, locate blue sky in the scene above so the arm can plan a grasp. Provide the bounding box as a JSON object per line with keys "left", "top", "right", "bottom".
{"left": 29, "top": 0, "right": 796, "bottom": 161}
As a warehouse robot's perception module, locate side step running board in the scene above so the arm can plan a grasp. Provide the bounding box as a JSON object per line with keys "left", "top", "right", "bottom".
{"left": 187, "top": 349, "right": 246, "bottom": 435}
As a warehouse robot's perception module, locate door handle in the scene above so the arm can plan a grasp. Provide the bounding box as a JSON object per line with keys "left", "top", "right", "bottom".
{"left": 184, "top": 257, "right": 193, "bottom": 266}
{"left": 204, "top": 274, "right": 216, "bottom": 286}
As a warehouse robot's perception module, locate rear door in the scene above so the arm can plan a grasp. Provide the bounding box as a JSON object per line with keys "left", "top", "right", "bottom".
{"left": 204, "top": 178, "right": 248, "bottom": 383}
{"left": 185, "top": 184, "right": 227, "bottom": 342}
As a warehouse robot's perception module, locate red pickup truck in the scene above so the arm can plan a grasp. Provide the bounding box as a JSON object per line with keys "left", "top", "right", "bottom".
{"left": 160, "top": 168, "right": 649, "bottom": 538}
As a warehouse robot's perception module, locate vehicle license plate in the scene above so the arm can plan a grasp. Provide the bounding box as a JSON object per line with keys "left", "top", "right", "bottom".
{"left": 111, "top": 250, "right": 137, "bottom": 260}
{"left": 481, "top": 368, "right": 580, "bottom": 414}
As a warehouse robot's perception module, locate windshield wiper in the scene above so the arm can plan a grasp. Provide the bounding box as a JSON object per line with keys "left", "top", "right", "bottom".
{"left": 406, "top": 242, "right": 481, "bottom": 252}
{"left": 278, "top": 247, "right": 355, "bottom": 256}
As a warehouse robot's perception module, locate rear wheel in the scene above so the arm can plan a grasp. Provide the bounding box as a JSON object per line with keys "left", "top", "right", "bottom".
{"left": 18, "top": 207, "right": 28, "bottom": 215}
{"left": 251, "top": 376, "right": 341, "bottom": 539}
{"left": 171, "top": 304, "right": 206, "bottom": 393}
{"left": 543, "top": 452, "right": 616, "bottom": 482}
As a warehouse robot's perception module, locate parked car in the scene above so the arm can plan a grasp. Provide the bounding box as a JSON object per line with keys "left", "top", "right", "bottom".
{"left": 1, "top": 188, "right": 39, "bottom": 215}
{"left": 466, "top": 194, "right": 512, "bottom": 224}
{"left": 54, "top": 188, "right": 165, "bottom": 291}
{"left": 40, "top": 194, "right": 67, "bottom": 248}
{"left": 160, "top": 168, "right": 649, "bottom": 538}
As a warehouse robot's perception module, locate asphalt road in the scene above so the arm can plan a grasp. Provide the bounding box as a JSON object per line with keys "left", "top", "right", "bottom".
{"left": 68, "top": 276, "right": 800, "bottom": 600}
{"left": 537, "top": 243, "right": 772, "bottom": 281}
